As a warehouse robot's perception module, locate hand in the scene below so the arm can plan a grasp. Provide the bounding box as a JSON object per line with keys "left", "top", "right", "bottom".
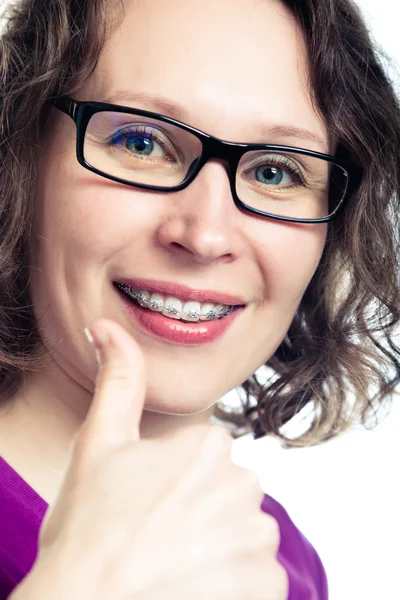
{"left": 10, "top": 318, "right": 288, "bottom": 600}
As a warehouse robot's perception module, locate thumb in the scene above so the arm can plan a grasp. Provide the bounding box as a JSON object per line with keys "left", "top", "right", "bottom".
{"left": 80, "top": 318, "right": 146, "bottom": 455}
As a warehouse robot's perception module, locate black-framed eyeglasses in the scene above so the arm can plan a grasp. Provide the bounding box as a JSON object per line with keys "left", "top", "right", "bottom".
{"left": 51, "top": 96, "right": 363, "bottom": 224}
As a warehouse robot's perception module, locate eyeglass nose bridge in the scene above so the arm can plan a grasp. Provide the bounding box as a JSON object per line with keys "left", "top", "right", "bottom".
{"left": 184, "top": 135, "right": 244, "bottom": 193}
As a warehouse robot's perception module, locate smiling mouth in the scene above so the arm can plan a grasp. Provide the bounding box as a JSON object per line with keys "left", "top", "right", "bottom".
{"left": 114, "top": 282, "right": 238, "bottom": 322}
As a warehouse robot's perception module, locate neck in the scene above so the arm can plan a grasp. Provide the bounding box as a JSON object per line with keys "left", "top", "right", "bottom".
{"left": 139, "top": 405, "right": 217, "bottom": 439}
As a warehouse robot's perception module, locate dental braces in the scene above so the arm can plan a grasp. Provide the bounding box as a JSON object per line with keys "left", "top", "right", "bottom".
{"left": 116, "top": 282, "right": 234, "bottom": 320}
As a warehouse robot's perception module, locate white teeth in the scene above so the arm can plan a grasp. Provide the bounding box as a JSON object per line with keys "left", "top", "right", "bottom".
{"left": 138, "top": 290, "right": 151, "bottom": 302}
{"left": 213, "top": 304, "right": 224, "bottom": 315}
{"left": 182, "top": 301, "right": 201, "bottom": 322}
{"left": 199, "top": 303, "right": 216, "bottom": 320}
{"left": 162, "top": 297, "right": 183, "bottom": 319}
{"left": 148, "top": 293, "right": 164, "bottom": 312}
{"left": 117, "top": 283, "right": 234, "bottom": 322}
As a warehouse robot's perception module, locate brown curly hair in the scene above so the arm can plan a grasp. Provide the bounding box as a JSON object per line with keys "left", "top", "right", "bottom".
{"left": 0, "top": 0, "right": 399, "bottom": 446}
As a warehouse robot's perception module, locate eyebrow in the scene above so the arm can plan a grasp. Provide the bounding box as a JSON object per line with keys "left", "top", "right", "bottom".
{"left": 103, "top": 90, "right": 328, "bottom": 151}
{"left": 103, "top": 91, "right": 186, "bottom": 121}
{"left": 259, "top": 125, "right": 327, "bottom": 150}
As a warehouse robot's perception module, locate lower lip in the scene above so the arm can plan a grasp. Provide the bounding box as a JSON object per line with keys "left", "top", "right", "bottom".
{"left": 114, "top": 286, "right": 242, "bottom": 346}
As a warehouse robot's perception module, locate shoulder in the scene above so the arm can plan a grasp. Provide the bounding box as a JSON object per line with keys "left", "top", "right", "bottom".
{"left": 261, "top": 493, "right": 328, "bottom": 600}
{"left": 0, "top": 457, "right": 47, "bottom": 599}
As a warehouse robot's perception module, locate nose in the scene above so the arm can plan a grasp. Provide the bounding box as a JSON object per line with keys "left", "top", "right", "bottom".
{"left": 156, "top": 160, "right": 244, "bottom": 265}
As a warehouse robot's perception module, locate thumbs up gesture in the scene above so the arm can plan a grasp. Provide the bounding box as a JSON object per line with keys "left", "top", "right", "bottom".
{"left": 10, "top": 319, "right": 288, "bottom": 600}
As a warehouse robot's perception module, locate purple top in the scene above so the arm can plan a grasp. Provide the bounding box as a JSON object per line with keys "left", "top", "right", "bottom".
{"left": 0, "top": 456, "right": 328, "bottom": 599}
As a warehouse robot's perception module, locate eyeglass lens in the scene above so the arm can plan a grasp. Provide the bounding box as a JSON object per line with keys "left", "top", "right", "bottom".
{"left": 83, "top": 111, "right": 348, "bottom": 220}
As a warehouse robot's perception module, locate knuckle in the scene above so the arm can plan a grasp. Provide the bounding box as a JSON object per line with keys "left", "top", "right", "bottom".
{"left": 98, "top": 361, "right": 133, "bottom": 387}
{"left": 260, "top": 513, "right": 281, "bottom": 544}
{"left": 247, "top": 513, "right": 281, "bottom": 549}
{"left": 261, "top": 513, "right": 281, "bottom": 549}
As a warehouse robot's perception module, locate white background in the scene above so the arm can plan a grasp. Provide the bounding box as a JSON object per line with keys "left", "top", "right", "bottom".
{"left": 230, "top": 4, "right": 400, "bottom": 599}
{"left": 232, "top": 400, "right": 400, "bottom": 600}
{"left": 1, "top": 0, "right": 399, "bottom": 598}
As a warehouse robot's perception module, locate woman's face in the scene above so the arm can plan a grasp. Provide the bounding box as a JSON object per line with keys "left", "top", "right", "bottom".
{"left": 31, "top": 0, "right": 328, "bottom": 415}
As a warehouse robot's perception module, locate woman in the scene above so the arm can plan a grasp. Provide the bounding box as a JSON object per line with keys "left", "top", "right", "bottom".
{"left": 0, "top": 0, "right": 399, "bottom": 598}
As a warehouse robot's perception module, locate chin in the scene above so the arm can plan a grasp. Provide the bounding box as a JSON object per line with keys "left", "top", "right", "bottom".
{"left": 143, "top": 385, "right": 218, "bottom": 416}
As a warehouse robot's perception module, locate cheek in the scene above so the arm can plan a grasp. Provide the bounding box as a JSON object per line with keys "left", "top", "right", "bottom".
{"left": 34, "top": 115, "right": 157, "bottom": 271}
{"left": 253, "top": 219, "right": 327, "bottom": 305}
{"left": 35, "top": 150, "right": 154, "bottom": 270}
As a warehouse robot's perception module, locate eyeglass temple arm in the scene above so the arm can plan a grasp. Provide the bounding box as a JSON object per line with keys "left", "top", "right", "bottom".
{"left": 50, "top": 96, "right": 78, "bottom": 121}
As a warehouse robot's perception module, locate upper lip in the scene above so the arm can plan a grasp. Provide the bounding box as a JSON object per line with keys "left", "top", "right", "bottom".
{"left": 115, "top": 278, "right": 246, "bottom": 306}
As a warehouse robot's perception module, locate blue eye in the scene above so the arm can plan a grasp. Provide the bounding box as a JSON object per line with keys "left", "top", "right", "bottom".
{"left": 255, "top": 164, "right": 297, "bottom": 186}
{"left": 110, "top": 126, "right": 166, "bottom": 159}
{"left": 125, "top": 135, "right": 154, "bottom": 155}
{"left": 256, "top": 166, "right": 283, "bottom": 185}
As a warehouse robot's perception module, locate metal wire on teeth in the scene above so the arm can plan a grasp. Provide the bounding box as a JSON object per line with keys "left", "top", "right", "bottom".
{"left": 116, "top": 282, "right": 233, "bottom": 319}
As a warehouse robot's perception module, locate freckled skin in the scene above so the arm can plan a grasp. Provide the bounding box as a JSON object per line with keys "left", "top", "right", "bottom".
{"left": 30, "top": 0, "right": 327, "bottom": 417}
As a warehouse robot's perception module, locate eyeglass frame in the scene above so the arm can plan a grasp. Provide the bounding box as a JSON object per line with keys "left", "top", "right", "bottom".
{"left": 50, "top": 95, "right": 364, "bottom": 224}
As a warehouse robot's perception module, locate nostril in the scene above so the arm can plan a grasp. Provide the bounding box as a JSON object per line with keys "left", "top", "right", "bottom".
{"left": 170, "top": 241, "right": 190, "bottom": 253}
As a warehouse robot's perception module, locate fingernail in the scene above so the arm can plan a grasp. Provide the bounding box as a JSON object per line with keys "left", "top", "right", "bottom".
{"left": 84, "top": 324, "right": 108, "bottom": 366}
{"left": 84, "top": 327, "right": 94, "bottom": 345}
{"left": 84, "top": 324, "right": 109, "bottom": 350}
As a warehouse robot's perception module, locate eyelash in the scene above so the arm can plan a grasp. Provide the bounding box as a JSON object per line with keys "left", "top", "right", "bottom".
{"left": 244, "top": 155, "right": 306, "bottom": 187}
{"left": 106, "top": 127, "right": 307, "bottom": 187}
{"left": 109, "top": 125, "right": 173, "bottom": 153}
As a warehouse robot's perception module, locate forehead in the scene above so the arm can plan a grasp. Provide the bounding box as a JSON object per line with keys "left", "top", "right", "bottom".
{"left": 88, "top": 0, "right": 328, "bottom": 150}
